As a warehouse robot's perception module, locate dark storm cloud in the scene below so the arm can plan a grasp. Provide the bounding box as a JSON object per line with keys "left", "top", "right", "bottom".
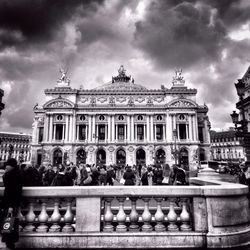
{"left": 134, "top": 0, "right": 227, "bottom": 69}
{"left": 0, "top": 0, "right": 104, "bottom": 50}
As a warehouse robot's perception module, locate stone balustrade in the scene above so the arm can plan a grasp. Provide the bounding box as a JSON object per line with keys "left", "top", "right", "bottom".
{"left": 0, "top": 178, "right": 249, "bottom": 249}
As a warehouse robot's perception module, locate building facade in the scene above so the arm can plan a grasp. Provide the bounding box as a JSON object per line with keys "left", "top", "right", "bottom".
{"left": 31, "top": 66, "right": 210, "bottom": 171}
{"left": 0, "top": 88, "right": 4, "bottom": 116}
{"left": 210, "top": 129, "right": 245, "bottom": 163}
{"left": 0, "top": 132, "right": 32, "bottom": 163}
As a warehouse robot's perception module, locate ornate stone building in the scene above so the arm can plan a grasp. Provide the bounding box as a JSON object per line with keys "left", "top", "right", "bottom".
{"left": 0, "top": 132, "right": 31, "bottom": 163}
{"left": 210, "top": 129, "right": 245, "bottom": 163}
{"left": 31, "top": 66, "right": 210, "bottom": 172}
{"left": 0, "top": 88, "right": 4, "bottom": 116}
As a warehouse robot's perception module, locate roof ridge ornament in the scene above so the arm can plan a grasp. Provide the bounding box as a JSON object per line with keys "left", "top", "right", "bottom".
{"left": 172, "top": 68, "right": 185, "bottom": 87}
{"left": 112, "top": 65, "right": 132, "bottom": 83}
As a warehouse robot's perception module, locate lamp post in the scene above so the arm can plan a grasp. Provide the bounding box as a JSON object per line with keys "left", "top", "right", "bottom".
{"left": 231, "top": 79, "right": 250, "bottom": 162}
{"left": 171, "top": 129, "right": 179, "bottom": 165}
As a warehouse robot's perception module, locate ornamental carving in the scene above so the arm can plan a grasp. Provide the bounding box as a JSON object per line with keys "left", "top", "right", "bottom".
{"left": 147, "top": 96, "right": 154, "bottom": 106}
{"left": 153, "top": 97, "right": 164, "bottom": 103}
{"left": 79, "top": 97, "right": 88, "bottom": 103}
{"left": 128, "top": 146, "right": 135, "bottom": 152}
{"left": 135, "top": 97, "right": 145, "bottom": 103}
{"left": 108, "top": 146, "right": 115, "bottom": 152}
{"left": 89, "top": 97, "right": 96, "bottom": 106}
{"left": 109, "top": 96, "right": 115, "bottom": 106}
{"left": 97, "top": 97, "right": 108, "bottom": 103}
{"left": 47, "top": 101, "right": 72, "bottom": 108}
{"left": 116, "top": 97, "right": 126, "bottom": 103}
{"left": 127, "top": 96, "right": 134, "bottom": 106}
{"left": 170, "top": 100, "right": 196, "bottom": 108}
{"left": 88, "top": 146, "right": 95, "bottom": 153}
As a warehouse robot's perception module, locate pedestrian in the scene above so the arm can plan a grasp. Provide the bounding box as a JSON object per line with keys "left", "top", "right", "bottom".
{"left": 42, "top": 164, "right": 56, "bottom": 186}
{"left": 106, "top": 165, "right": 115, "bottom": 186}
{"left": 91, "top": 166, "right": 99, "bottom": 186}
{"left": 141, "top": 169, "right": 149, "bottom": 186}
{"left": 123, "top": 166, "right": 135, "bottom": 185}
{"left": 153, "top": 165, "right": 163, "bottom": 185}
{"left": 99, "top": 166, "right": 107, "bottom": 185}
{"left": 173, "top": 165, "right": 187, "bottom": 185}
{"left": 1, "top": 158, "right": 22, "bottom": 249}
{"left": 80, "top": 166, "right": 92, "bottom": 186}
{"left": 21, "top": 163, "right": 41, "bottom": 186}
{"left": 51, "top": 165, "right": 73, "bottom": 186}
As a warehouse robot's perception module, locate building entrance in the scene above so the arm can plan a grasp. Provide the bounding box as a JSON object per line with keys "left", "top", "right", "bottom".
{"left": 155, "top": 149, "right": 166, "bottom": 164}
{"left": 53, "top": 149, "right": 63, "bottom": 166}
{"left": 76, "top": 149, "right": 86, "bottom": 164}
{"left": 96, "top": 148, "right": 106, "bottom": 166}
{"left": 179, "top": 148, "right": 189, "bottom": 170}
{"left": 136, "top": 148, "right": 146, "bottom": 165}
{"left": 116, "top": 149, "right": 126, "bottom": 166}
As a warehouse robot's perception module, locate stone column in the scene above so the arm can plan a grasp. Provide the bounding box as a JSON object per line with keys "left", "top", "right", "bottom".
{"left": 146, "top": 115, "right": 150, "bottom": 142}
{"left": 143, "top": 124, "right": 146, "bottom": 142}
{"left": 49, "top": 115, "right": 53, "bottom": 142}
{"left": 189, "top": 115, "right": 192, "bottom": 141}
{"left": 150, "top": 115, "right": 154, "bottom": 142}
{"left": 154, "top": 124, "right": 157, "bottom": 141}
{"left": 163, "top": 124, "right": 166, "bottom": 140}
{"left": 76, "top": 124, "right": 79, "bottom": 141}
{"left": 127, "top": 116, "right": 130, "bottom": 142}
{"left": 44, "top": 115, "right": 48, "bottom": 142}
{"left": 105, "top": 124, "right": 108, "bottom": 142}
{"left": 165, "top": 114, "right": 169, "bottom": 142}
{"left": 92, "top": 116, "right": 96, "bottom": 142}
{"left": 115, "top": 124, "right": 118, "bottom": 141}
{"left": 108, "top": 116, "right": 111, "bottom": 142}
{"left": 72, "top": 112, "right": 76, "bottom": 142}
{"left": 62, "top": 124, "right": 65, "bottom": 140}
{"left": 194, "top": 114, "right": 199, "bottom": 141}
{"left": 131, "top": 115, "right": 134, "bottom": 142}
{"left": 88, "top": 115, "right": 92, "bottom": 142}
{"left": 53, "top": 124, "right": 56, "bottom": 140}
{"left": 112, "top": 115, "right": 115, "bottom": 142}
{"left": 96, "top": 124, "right": 99, "bottom": 142}
{"left": 69, "top": 115, "right": 72, "bottom": 142}
{"left": 125, "top": 124, "right": 127, "bottom": 141}
{"left": 135, "top": 124, "right": 137, "bottom": 141}
{"left": 65, "top": 115, "right": 69, "bottom": 142}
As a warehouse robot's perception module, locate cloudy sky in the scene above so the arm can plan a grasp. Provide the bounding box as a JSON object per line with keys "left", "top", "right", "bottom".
{"left": 0, "top": 0, "right": 249, "bottom": 134}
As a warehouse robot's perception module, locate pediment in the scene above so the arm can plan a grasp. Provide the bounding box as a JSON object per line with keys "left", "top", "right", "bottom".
{"left": 43, "top": 97, "right": 74, "bottom": 109}
{"left": 167, "top": 98, "right": 197, "bottom": 108}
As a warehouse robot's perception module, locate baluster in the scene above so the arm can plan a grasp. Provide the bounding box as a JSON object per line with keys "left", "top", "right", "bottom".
{"left": 167, "top": 198, "right": 178, "bottom": 231}
{"left": 154, "top": 197, "right": 166, "bottom": 232}
{"left": 17, "top": 207, "right": 25, "bottom": 232}
{"left": 116, "top": 197, "right": 127, "bottom": 232}
{"left": 62, "top": 199, "right": 74, "bottom": 232}
{"left": 141, "top": 197, "right": 153, "bottom": 232}
{"left": 180, "top": 198, "right": 192, "bottom": 231}
{"left": 103, "top": 197, "right": 114, "bottom": 232}
{"left": 49, "top": 199, "right": 62, "bottom": 232}
{"left": 129, "top": 197, "right": 139, "bottom": 232}
{"left": 37, "top": 200, "right": 49, "bottom": 232}
{"left": 23, "top": 202, "right": 36, "bottom": 232}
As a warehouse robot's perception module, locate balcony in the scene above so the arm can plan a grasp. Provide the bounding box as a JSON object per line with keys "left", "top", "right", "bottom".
{"left": 0, "top": 178, "right": 249, "bottom": 249}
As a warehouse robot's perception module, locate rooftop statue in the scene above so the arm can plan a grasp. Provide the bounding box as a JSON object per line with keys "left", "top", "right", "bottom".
{"left": 172, "top": 68, "right": 185, "bottom": 86}
{"left": 57, "top": 67, "right": 70, "bottom": 87}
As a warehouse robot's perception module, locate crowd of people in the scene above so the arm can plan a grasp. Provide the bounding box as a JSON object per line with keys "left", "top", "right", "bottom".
{"left": 17, "top": 162, "right": 188, "bottom": 187}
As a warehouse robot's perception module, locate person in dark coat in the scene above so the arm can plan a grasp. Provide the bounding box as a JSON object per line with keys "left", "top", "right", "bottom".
{"left": 106, "top": 165, "right": 115, "bottom": 186}
{"left": 2, "top": 158, "right": 23, "bottom": 249}
{"left": 123, "top": 166, "right": 135, "bottom": 186}
{"left": 21, "top": 164, "right": 41, "bottom": 186}
{"left": 153, "top": 165, "right": 163, "bottom": 185}
{"left": 42, "top": 164, "right": 56, "bottom": 186}
{"left": 51, "top": 165, "right": 73, "bottom": 186}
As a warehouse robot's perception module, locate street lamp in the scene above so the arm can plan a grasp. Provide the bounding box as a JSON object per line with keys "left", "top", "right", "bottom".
{"left": 231, "top": 78, "right": 250, "bottom": 162}
{"left": 171, "top": 129, "right": 179, "bottom": 165}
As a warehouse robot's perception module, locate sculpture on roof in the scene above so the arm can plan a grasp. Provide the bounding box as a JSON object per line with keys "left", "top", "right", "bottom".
{"left": 57, "top": 67, "right": 70, "bottom": 84}
{"left": 118, "top": 65, "right": 126, "bottom": 76}
{"left": 172, "top": 68, "right": 185, "bottom": 86}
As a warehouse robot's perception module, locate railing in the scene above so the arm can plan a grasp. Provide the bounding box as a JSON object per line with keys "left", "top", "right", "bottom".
{"left": 0, "top": 178, "right": 250, "bottom": 249}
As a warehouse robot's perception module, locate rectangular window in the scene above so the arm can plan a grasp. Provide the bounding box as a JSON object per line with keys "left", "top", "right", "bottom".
{"left": 179, "top": 124, "right": 187, "bottom": 140}
{"left": 137, "top": 124, "right": 144, "bottom": 140}
{"left": 118, "top": 125, "right": 125, "bottom": 140}
{"left": 38, "top": 127, "right": 44, "bottom": 143}
{"left": 156, "top": 124, "right": 163, "bottom": 140}
{"left": 98, "top": 124, "right": 105, "bottom": 140}
{"left": 79, "top": 125, "right": 86, "bottom": 141}
{"left": 55, "top": 124, "right": 63, "bottom": 140}
{"left": 198, "top": 127, "right": 204, "bottom": 142}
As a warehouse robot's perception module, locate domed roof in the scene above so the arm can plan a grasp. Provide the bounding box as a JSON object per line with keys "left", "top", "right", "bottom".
{"left": 94, "top": 81, "right": 147, "bottom": 91}
{"left": 93, "top": 65, "right": 148, "bottom": 91}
